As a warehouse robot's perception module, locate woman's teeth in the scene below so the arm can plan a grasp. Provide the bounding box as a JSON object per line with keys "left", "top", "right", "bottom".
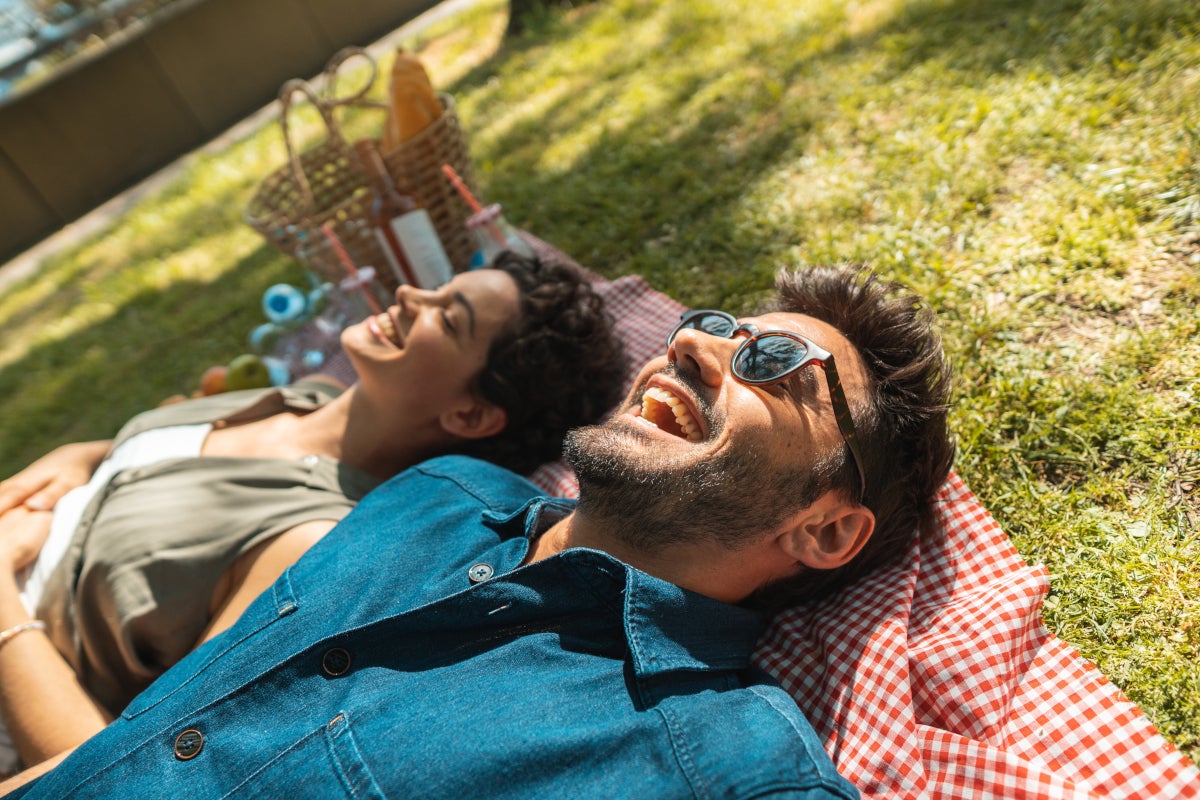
{"left": 376, "top": 313, "right": 401, "bottom": 347}
{"left": 640, "top": 386, "right": 702, "bottom": 442}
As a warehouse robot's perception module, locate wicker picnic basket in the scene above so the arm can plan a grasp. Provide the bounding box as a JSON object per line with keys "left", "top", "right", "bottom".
{"left": 244, "top": 48, "right": 479, "bottom": 295}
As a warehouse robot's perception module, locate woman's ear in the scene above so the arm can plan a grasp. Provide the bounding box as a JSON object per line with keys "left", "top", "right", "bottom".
{"left": 776, "top": 493, "right": 875, "bottom": 570}
{"left": 438, "top": 399, "right": 507, "bottom": 441}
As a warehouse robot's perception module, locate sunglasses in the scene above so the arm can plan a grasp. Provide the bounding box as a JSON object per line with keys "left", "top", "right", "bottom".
{"left": 668, "top": 309, "right": 867, "bottom": 499}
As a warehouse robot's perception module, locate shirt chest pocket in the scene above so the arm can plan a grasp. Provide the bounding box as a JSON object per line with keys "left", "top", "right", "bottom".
{"left": 212, "top": 712, "right": 388, "bottom": 799}
{"left": 68, "top": 712, "right": 387, "bottom": 798}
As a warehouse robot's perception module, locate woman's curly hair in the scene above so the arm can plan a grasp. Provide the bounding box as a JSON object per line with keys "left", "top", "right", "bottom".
{"left": 459, "top": 251, "right": 627, "bottom": 475}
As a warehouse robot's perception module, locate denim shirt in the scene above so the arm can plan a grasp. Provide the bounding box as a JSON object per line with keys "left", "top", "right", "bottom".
{"left": 9, "top": 456, "right": 857, "bottom": 800}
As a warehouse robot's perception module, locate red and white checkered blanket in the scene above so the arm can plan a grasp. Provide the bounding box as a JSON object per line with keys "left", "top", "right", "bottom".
{"left": 535, "top": 267, "right": 1200, "bottom": 799}
{"left": 756, "top": 471, "right": 1200, "bottom": 799}
{"left": 324, "top": 246, "right": 1200, "bottom": 797}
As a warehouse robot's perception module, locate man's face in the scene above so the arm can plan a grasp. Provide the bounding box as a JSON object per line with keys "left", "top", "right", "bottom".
{"left": 564, "top": 311, "right": 869, "bottom": 551}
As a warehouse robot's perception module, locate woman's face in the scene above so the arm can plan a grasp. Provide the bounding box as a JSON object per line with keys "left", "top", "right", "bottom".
{"left": 342, "top": 269, "right": 521, "bottom": 417}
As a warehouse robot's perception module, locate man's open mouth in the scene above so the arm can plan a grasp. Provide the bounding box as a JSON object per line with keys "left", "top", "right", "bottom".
{"left": 638, "top": 386, "right": 703, "bottom": 442}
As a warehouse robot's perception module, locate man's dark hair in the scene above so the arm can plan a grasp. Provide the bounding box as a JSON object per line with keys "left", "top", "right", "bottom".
{"left": 460, "top": 251, "right": 626, "bottom": 475}
{"left": 747, "top": 264, "right": 955, "bottom": 610}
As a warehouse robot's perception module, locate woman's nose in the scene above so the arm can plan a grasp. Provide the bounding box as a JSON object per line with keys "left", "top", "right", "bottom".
{"left": 667, "top": 326, "right": 735, "bottom": 388}
{"left": 394, "top": 284, "right": 430, "bottom": 314}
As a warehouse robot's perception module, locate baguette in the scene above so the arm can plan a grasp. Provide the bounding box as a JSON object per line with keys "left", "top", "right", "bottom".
{"left": 380, "top": 48, "right": 443, "bottom": 151}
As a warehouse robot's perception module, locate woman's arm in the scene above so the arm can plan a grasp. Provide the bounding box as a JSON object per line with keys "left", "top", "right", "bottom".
{"left": 0, "top": 441, "right": 111, "bottom": 514}
{"left": 0, "top": 747, "right": 72, "bottom": 793}
{"left": 0, "top": 510, "right": 112, "bottom": 766}
{"left": 0, "top": 517, "right": 336, "bottom": 767}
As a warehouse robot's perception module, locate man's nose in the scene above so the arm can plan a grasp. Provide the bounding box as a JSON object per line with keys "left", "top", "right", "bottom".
{"left": 667, "top": 326, "right": 735, "bottom": 388}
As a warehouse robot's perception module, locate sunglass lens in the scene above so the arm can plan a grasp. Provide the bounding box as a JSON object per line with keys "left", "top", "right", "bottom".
{"left": 734, "top": 335, "right": 808, "bottom": 382}
{"left": 689, "top": 312, "right": 736, "bottom": 337}
{"left": 671, "top": 311, "right": 736, "bottom": 344}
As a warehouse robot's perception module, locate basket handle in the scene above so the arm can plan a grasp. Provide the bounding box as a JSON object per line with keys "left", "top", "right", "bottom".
{"left": 322, "top": 46, "right": 383, "bottom": 109}
{"left": 276, "top": 47, "right": 387, "bottom": 210}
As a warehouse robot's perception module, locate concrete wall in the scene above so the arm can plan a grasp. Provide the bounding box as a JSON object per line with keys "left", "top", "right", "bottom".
{"left": 0, "top": 0, "right": 441, "bottom": 263}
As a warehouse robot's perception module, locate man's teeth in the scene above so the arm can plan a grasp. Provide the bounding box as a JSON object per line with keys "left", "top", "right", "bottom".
{"left": 640, "top": 386, "right": 702, "bottom": 442}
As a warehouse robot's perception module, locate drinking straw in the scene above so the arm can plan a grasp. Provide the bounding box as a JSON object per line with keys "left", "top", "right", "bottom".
{"left": 441, "top": 164, "right": 482, "bottom": 212}
{"left": 320, "top": 223, "right": 384, "bottom": 315}
{"left": 442, "top": 164, "right": 507, "bottom": 247}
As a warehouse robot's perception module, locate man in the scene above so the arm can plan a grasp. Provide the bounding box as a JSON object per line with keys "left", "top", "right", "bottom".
{"left": 1, "top": 264, "right": 953, "bottom": 799}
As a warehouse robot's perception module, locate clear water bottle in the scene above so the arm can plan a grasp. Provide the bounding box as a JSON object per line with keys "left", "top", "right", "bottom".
{"left": 466, "top": 204, "right": 535, "bottom": 269}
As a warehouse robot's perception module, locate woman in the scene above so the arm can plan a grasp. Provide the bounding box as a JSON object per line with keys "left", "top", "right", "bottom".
{"left": 0, "top": 252, "right": 625, "bottom": 769}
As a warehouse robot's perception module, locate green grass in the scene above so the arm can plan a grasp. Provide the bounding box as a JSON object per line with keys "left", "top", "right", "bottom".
{"left": 3, "top": 0, "right": 1200, "bottom": 760}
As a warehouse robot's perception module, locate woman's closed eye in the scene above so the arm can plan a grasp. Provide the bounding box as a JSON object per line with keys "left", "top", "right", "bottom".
{"left": 443, "top": 290, "right": 477, "bottom": 341}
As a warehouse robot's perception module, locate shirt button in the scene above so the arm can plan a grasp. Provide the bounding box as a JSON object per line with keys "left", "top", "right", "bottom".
{"left": 174, "top": 729, "right": 204, "bottom": 760}
{"left": 467, "top": 563, "right": 494, "bottom": 583}
{"left": 321, "top": 647, "right": 352, "bottom": 676}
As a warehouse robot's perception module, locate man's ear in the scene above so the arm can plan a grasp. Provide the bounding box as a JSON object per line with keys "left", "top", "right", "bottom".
{"left": 776, "top": 493, "right": 875, "bottom": 570}
{"left": 438, "top": 398, "right": 507, "bottom": 441}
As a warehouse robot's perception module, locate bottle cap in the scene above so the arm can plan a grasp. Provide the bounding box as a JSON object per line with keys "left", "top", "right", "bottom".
{"left": 262, "top": 284, "right": 309, "bottom": 325}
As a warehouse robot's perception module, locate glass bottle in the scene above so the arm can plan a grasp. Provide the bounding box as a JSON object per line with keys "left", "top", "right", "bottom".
{"left": 354, "top": 138, "right": 454, "bottom": 289}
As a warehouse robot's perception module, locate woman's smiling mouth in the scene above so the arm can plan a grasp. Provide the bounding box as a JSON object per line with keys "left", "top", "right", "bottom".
{"left": 367, "top": 311, "right": 404, "bottom": 349}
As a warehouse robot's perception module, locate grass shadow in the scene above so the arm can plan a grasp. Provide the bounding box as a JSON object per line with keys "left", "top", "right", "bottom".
{"left": 0, "top": 242, "right": 298, "bottom": 477}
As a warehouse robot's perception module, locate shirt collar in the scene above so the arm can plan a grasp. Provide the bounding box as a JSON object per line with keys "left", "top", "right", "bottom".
{"left": 620, "top": 560, "right": 765, "bottom": 677}
{"left": 480, "top": 495, "right": 575, "bottom": 541}
{"left": 481, "top": 500, "right": 766, "bottom": 678}
{"left": 557, "top": 548, "right": 767, "bottom": 710}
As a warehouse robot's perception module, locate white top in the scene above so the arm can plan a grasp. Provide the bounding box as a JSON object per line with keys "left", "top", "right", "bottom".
{"left": 18, "top": 423, "right": 213, "bottom": 613}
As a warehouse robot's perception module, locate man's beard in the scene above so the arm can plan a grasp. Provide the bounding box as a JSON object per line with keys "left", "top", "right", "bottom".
{"left": 563, "top": 413, "right": 821, "bottom": 555}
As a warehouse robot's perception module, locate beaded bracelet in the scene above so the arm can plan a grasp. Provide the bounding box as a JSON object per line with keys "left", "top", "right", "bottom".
{"left": 0, "top": 620, "right": 45, "bottom": 650}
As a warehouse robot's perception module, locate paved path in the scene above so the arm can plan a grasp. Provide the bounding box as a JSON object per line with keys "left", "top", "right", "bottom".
{"left": 0, "top": 0, "right": 483, "bottom": 295}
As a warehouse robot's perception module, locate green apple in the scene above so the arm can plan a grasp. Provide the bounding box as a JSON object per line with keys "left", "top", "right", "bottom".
{"left": 224, "top": 354, "right": 272, "bottom": 391}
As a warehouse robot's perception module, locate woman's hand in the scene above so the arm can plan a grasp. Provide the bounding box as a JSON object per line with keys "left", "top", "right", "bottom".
{"left": 0, "top": 506, "right": 54, "bottom": 575}
{"left": 0, "top": 440, "right": 110, "bottom": 514}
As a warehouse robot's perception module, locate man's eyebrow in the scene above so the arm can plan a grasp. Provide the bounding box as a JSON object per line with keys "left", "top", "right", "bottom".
{"left": 452, "top": 291, "right": 476, "bottom": 337}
